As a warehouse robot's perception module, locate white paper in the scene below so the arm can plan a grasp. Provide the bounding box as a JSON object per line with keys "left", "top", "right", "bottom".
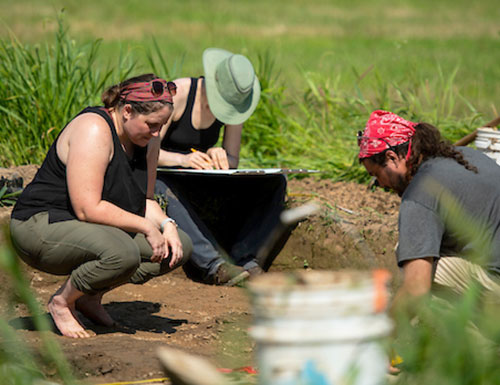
{"left": 156, "top": 168, "right": 320, "bottom": 175}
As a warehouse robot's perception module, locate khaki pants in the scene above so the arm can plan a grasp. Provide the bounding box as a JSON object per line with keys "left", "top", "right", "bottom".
{"left": 10, "top": 212, "right": 192, "bottom": 295}
{"left": 432, "top": 257, "right": 500, "bottom": 352}
{"left": 433, "top": 257, "right": 500, "bottom": 302}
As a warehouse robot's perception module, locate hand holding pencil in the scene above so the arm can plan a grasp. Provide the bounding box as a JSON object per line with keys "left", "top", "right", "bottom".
{"left": 181, "top": 148, "right": 214, "bottom": 170}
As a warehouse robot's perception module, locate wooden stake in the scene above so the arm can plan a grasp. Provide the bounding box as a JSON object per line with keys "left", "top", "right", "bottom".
{"left": 454, "top": 116, "right": 500, "bottom": 147}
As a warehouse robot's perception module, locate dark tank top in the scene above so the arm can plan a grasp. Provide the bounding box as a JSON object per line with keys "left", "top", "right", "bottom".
{"left": 160, "top": 77, "right": 223, "bottom": 153}
{"left": 12, "top": 106, "right": 148, "bottom": 223}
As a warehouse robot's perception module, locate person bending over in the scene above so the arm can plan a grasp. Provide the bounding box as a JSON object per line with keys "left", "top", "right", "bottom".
{"left": 154, "top": 48, "right": 290, "bottom": 285}
{"left": 10, "top": 74, "right": 193, "bottom": 338}
{"left": 358, "top": 110, "right": 500, "bottom": 314}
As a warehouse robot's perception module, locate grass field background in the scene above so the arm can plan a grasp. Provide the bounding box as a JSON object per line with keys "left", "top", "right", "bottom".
{"left": 1, "top": 0, "right": 498, "bottom": 112}
{"left": 0, "top": 0, "right": 498, "bottom": 174}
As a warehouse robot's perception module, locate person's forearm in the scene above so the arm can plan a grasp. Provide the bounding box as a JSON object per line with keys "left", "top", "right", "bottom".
{"left": 145, "top": 198, "right": 170, "bottom": 229}
{"left": 158, "top": 149, "right": 186, "bottom": 167}
{"left": 227, "top": 153, "right": 239, "bottom": 169}
{"left": 390, "top": 286, "right": 411, "bottom": 318}
{"left": 75, "top": 200, "right": 153, "bottom": 235}
{"left": 390, "top": 258, "right": 434, "bottom": 320}
{"left": 390, "top": 287, "right": 433, "bottom": 336}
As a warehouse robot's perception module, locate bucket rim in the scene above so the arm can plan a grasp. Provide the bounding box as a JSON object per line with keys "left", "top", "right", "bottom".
{"left": 247, "top": 270, "right": 376, "bottom": 292}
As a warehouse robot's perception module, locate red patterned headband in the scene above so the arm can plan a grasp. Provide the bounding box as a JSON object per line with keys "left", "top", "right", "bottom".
{"left": 120, "top": 78, "right": 176, "bottom": 103}
{"left": 358, "top": 110, "right": 416, "bottom": 159}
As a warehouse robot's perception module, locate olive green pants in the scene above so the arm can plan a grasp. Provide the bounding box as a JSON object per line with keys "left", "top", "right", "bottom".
{"left": 10, "top": 212, "right": 193, "bottom": 295}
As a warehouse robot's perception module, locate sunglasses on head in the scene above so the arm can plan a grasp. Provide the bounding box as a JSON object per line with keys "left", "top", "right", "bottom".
{"left": 151, "top": 80, "right": 177, "bottom": 97}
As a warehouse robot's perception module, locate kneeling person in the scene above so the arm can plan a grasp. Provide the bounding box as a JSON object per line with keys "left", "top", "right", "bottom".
{"left": 358, "top": 110, "right": 500, "bottom": 311}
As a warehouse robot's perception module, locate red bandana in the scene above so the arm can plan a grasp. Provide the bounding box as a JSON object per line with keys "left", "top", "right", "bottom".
{"left": 358, "top": 110, "right": 416, "bottom": 159}
{"left": 120, "top": 78, "right": 173, "bottom": 103}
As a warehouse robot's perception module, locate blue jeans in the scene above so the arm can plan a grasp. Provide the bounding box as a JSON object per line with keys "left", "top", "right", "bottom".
{"left": 155, "top": 174, "right": 288, "bottom": 282}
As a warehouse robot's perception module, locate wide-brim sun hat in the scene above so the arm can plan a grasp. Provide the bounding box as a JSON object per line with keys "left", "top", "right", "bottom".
{"left": 203, "top": 48, "right": 261, "bottom": 125}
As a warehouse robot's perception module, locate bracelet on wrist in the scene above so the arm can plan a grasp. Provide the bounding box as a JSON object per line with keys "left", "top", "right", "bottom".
{"left": 160, "top": 218, "right": 177, "bottom": 233}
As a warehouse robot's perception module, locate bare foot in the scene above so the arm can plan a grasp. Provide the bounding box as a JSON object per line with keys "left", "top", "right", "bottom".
{"left": 76, "top": 293, "right": 115, "bottom": 327}
{"left": 48, "top": 295, "right": 93, "bottom": 338}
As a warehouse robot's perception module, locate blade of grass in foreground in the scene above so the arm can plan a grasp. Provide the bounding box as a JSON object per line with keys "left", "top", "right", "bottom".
{"left": 0, "top": 227, "right": 78, "bottom": 384}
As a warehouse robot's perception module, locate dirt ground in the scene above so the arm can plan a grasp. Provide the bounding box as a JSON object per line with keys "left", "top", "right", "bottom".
{"left": 0, "top": 165, "right": 401, "bottom": 385}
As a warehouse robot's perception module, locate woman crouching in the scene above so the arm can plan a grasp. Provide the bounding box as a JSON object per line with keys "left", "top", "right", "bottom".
{"left": 10, "top": 74, "right": 192, "bottom": 338}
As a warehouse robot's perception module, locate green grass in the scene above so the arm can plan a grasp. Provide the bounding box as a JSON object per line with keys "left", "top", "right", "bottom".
{"left": 0, "top": 229, "right": 78, "bottom": 385}
{"left": 0, "top": 0, "right": 498, "bottom": 114}
{"left": 0, "top": 1, "right": 498, "bottom": 177}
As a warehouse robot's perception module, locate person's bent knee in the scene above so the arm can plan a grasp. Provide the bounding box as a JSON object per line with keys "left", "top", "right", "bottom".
{"left": 98, "top": 237, "right": 142, "bottom": 275}
{"left": 121, "top": 248, "right": 142, "bottom": 273}
{"left": 115, "top": 254, "right": 141, "bottom": 285}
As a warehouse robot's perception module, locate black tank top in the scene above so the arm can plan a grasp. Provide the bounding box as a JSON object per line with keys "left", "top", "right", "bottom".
{"left": 160, "top": 77, "right": 223, "bottom": 153}
{"left": 12, "top": 107, "right": 148, "bottom": 223}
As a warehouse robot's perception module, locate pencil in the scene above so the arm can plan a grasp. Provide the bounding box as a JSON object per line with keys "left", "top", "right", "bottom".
{"left": 190, "top": 147, "right": 213, "bottom": 169}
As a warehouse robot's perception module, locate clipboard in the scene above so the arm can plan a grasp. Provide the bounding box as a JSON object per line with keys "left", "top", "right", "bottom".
{"left": 156, "top": 168, "right": 320, "bottom": 176}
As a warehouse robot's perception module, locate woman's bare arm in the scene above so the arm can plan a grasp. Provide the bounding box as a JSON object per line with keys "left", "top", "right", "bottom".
{"left": 63, "top": 113, "right": 166, "bottom": 259}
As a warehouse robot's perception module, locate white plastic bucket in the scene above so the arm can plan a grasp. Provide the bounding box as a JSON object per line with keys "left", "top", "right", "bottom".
{"left": 474, "top": 128, "right": 500, "bottom": 165}
{"left": 247, "top": 270, "right": 392, "bottom": 385}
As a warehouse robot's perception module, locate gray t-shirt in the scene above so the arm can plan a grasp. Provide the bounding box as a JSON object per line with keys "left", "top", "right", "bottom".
{"left": 397, "top": 147, "right": 500, "bottom": 274}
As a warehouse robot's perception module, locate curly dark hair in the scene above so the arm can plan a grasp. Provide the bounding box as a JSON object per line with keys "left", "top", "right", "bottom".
{"left": 101, "top": 73, "right": 171, "bottom": 115}
{"left": 366, "top": 122, "right": 478, "bottom": 178}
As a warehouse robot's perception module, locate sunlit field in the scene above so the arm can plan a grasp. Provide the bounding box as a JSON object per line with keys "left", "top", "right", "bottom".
{"left": 1, "top": 0, "right": 498, "bottom": 174}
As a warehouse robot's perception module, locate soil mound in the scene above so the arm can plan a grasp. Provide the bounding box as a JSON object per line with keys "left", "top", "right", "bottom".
{"left": 0, "top": 166, "right": 401, "bottom": 384}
